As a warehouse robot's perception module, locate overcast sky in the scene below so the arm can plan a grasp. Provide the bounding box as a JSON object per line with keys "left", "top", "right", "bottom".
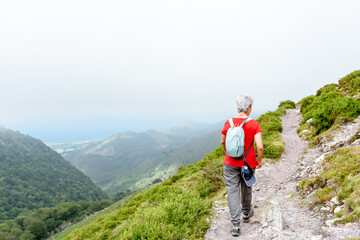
{"left": 1, "top": 0, "right": 359, "bottom": 142}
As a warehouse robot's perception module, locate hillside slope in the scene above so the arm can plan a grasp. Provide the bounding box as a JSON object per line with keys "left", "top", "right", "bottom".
{"left": 56, "top": 102, "right": 291, "bottom": 239}
{"left": 101, "top": 130, "right": 222, "bottom": 195}
{"left": 0, "top": 128, "right": 107, "bottom": 223}
{"left": 62, "top": 131, "right": 187, "bottom": 195}
{"left": 59, "top": 70, "right": 360, "bottom": 239}
{"left": 61, "top": 128, "right": 222, "bottom": 197}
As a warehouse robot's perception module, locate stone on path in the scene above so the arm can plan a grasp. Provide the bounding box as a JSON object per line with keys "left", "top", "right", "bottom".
{"left": 251, "top": 197, "right": 285, "bottom": 230}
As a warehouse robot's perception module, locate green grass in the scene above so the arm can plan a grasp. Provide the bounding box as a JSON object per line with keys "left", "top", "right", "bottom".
{"left": 257, "top": 100, "right": 295, "bottom": 160}
{"left": 298, "top": 70, "right": 360, "bottom": 146}
{"left": 299, "top": 146, "right": 360, "bottom": 223}
{"left": 61, "top": 147, "right": 225, "bottom": 240}
{"left": 55, "top": 100, "right": 293, "bottom": 239}
{"left": 338, "top": 70, "right": 360, "bottom": 100}
{"left": 53, "top": 193, "right": 141, "bottom": 240}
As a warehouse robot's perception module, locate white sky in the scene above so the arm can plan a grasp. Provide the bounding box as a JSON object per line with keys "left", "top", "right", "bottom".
{"left": 1, "top": 0, "right": 359, "bottom": 142}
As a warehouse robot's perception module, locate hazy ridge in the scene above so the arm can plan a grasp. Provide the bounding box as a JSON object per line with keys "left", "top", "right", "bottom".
{"left": 50, "top": 121, "right": 223, "bottom": 197}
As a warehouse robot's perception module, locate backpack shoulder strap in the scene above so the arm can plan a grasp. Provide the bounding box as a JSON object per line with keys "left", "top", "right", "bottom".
{"left": 243, "top": 141, "right": 254, "bottom": 163}
{"left": 228, "top": 118, "right": 235, "bottom": 127}
{"left": 244, "top": 116, "right": 253, "bottom": 123}
{"left": 240, "top": 116, "right": 253, "bottom": 127}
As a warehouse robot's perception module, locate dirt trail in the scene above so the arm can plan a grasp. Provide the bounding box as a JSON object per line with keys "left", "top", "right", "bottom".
{"left": 205, "top": 109, "right": 324, "bottom": 239}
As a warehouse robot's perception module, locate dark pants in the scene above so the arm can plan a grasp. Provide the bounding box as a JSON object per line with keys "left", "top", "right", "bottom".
{"left": 223, "top": 164, "right": 254, "bottom": 225}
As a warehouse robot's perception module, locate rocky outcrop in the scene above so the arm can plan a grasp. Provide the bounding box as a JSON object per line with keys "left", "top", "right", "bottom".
{"left": 251, "top": 197, "right": 285, "bottom": 230}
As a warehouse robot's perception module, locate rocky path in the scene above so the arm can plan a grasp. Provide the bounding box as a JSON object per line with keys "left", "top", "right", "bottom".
{"left": 205, "top": 109, "right": 325, "bottom": 240}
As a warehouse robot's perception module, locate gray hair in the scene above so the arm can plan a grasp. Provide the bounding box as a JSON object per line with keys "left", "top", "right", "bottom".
{"left": 236, "top": 95, "right": 254, "bottom": 112}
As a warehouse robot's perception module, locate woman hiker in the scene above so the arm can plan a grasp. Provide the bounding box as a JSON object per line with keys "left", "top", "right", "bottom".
{"left": 221, "top": 94, "right": 264, "bottom": 237}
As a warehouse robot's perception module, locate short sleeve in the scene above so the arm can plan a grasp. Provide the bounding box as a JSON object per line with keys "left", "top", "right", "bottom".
{"left": 254, "top": 121, "right": 263, "bottom": 134}
{"left": 221, "top": 120, "right": 230, "bottom": 135}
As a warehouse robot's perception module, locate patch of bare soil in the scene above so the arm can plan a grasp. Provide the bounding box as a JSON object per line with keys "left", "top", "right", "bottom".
{"left": 205, "top": 109, "right": 360, "bottom": 240}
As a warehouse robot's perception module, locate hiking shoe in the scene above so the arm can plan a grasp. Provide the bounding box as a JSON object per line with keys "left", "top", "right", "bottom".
{"left": 230, "top": 225, "right": 240, "bottom": 236}
{"left": 243, "top": 208, "right": 254, "bottom": 223}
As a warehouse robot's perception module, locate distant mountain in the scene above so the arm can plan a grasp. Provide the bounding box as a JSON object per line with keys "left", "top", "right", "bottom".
{"left": 0, "top": 128, "right": 107, "bottom": 223}
{"left": 164, "top": 120, "right": 223, "bottom": 139}
{"left": 62, "top": 130, "right": 188, "bottom": 196}
{"left": 58, "top": 122, "right": 223, "bottom": 197}
{"left": 100, "top": 130, "right": 221, "bottom": 194}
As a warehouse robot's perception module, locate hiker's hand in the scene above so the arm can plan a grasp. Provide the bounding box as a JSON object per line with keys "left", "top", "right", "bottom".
{"left": 257, "top": 161, "right": 262, "bottom": 169}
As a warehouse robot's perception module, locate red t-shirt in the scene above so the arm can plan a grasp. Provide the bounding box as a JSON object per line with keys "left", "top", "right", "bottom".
{"left": 221, "top": 117, "right": 262, "bottom": 168}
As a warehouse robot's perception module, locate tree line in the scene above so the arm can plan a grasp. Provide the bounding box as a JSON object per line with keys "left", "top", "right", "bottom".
{"left": 0, "top": 200, "right": 112, "bottom": 240}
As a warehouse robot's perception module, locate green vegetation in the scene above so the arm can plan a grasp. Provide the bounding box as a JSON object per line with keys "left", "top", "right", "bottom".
{"left": 278, "top": 100, "right": 296, "bottom": 109}
{"left": 298, "top": 70, "right": 360, "bottom": 146}
{"left": 53, "top": 188, "right": 153, "bottom": 240}
{"left": 297, "top": 71, "right": 360, "bottom": 223}
{"left": 63, "top": 130, "right": 221, "bottom": 198}
{"left": 0, "top": 128, "right": 107, "bottom": 223}
{"left": 64, "top": 147, "right": 225, "bottom": 240}
{"left": 299, "top": 146, "right": 360, "bottom": 223}
{"left": 53, "top": 102, "right": 291, "bottom": 239}
{"left": 338, "top": 70, "right": 360, "bottom": 100}
{"left": 0, "top": 200, "right": 112, "bottom": 240}
{"left": 257, "top": 100, "right": 296, "bottom": 159}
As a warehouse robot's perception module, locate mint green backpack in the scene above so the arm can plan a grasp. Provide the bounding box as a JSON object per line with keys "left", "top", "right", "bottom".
{"left": 225, "top": 117, "right": 253, "bottom": 159}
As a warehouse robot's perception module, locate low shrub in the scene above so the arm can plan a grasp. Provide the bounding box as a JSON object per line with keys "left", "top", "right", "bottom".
{"left": 300, "top": 95, "right": 315, "bottom": 115}
{"left": 278, "top": 100, "right": 296, "bottom": 109}
{"left": 298, "top": 146, "right": 360, "bottom": 222}
{"left": 338, "top": 70, "right": 360, "bottom": 99}
{"left": 316, "top": 83, "right": 338, "bottom": 96}
{"left": 257, "top": 100, "right": 293, "bottom": 160}
{"left": 299, "top": 72, "right": 360, "bottom": 141}
{"left": 64, "top": 147, "right": 225, "bottom": 240}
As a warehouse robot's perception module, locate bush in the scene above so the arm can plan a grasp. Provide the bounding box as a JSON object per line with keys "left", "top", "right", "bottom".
{"left": 300, "top": 95, "right": 315, "bottom": 114}
{"left": 299, "top": 77, "right": 360, "bottom": 138}
{"left": 305, "top": 93, "right": 360, "bottom": 134}
{"left": 316, "top": 83, "right": 338, "bottom": 96}
{"left": 257, "top": 103, "right": 288, "bottom": 160}
{"left": 263, "top": 140, "right": 284, "bottom": 159}
{"left": 278, "top": 100, "right": 296, "bottom": 109}
{"left": 338, "top": 70, "right": 360, "bottom": 99}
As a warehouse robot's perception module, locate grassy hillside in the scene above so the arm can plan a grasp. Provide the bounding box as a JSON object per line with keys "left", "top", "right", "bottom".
{"left": 64, "top": 147, "right": 225, "bottom": 239}
{"left": 0, "top": 128, "right": 107, "bottom": 223}
{"left": 63, "top": 130, "right": 187, "bottom": 196}
{"left": 298, "top": 70, "right": 360, "bottom": 146}
{"left": 257, "top": 100, "right": 296, "bottom": 160}
{"left": 298, "top": 70, "right": 360, "bottom": 223}
{"left": 101, "top": 130, "right": 221, "bottom": 195}
{"left": 56, "top": 102, "right": 291, "bottom": 239}
{"left": 299, "top": 146, "right": 360, "bottom": 223}
{"left": 60, "top": 129, "right": 223, "bottom": 198}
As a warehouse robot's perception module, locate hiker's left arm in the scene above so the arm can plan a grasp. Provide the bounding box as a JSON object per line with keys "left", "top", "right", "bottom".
{"left": 221, "top": 134, "right": 226, "bottom": 151}
{"left": 254, "top": 132, "right": 263, "bottom": 169}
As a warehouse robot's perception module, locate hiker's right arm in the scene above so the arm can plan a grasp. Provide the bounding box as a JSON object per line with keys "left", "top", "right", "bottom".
{"left": 254, "top": 132, "right": 263, "bottom": 169}
{"left": 221, "top": 134, "right": 226, "bottom": 151}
